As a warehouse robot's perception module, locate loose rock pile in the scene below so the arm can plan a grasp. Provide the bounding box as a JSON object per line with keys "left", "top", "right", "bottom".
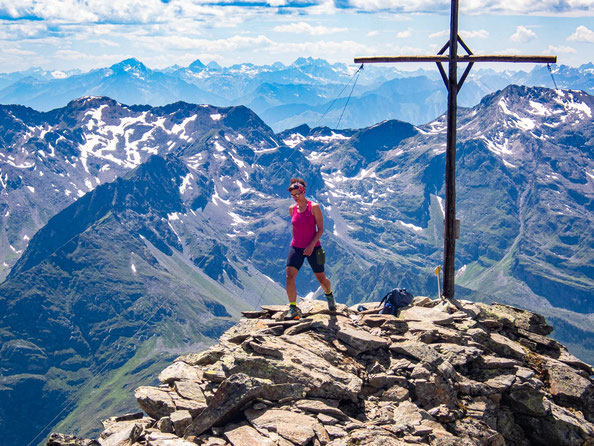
{"left": 49, "top": 297, "right": 594, "bottom": 445}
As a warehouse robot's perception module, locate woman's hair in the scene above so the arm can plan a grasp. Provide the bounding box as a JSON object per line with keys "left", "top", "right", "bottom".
{"left": 287, "top": 177, "right": 306, "bottom": 192}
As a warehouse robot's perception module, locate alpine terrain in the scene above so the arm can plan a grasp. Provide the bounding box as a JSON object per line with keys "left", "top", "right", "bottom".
{"left": 0, "top": 84, "right": 592, "bottom": 444}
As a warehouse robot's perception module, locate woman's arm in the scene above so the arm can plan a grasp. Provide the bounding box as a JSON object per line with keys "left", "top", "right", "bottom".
{"left": 305, "top": 203, "right": 324, "bottom": 256}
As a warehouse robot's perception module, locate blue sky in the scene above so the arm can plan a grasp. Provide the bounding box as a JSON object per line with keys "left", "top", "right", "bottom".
{"left": 0, "top": 0, "right": 593, "bottom": 73}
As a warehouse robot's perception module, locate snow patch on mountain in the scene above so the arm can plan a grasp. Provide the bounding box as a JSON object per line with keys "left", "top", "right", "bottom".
{"left": 309, "top": 132, "right": 350, "bottom": 143}
{"left": 283, "top": 133, "right": 305, "bottom": 148}
{"left": 398, "top": 220, "right": 423, "bottom": 232}
{"left": 179, "top": 173, "right": 194, "bottom": 194}
{"left": 482, "top": 135, "right": 512, "bottom": 156}
{"left": 498, "top": 98, "right": 536, "bottom": 130}
{"left": 436, "top": 195, "right": 445, "bottom": 217}
{"left": 172, "top": 115, "right": 197, "bottom": 139}
{"left": 554, "top": 90, "right": 592, "bottom": 118}
{"left": 529, "top": 101, "right": 551, "bottom": 116}
{"left": 235, "top": 180, "right": 251, "bottom": 195}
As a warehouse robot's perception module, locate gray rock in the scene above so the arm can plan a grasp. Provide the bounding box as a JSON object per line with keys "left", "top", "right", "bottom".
{"left": 477, "top": 303, "right": 553, "bottom": 335}
{"left": 144, "top": 430, "right": 196, "bottom": 445}
{"left": 336, "top": 325, "right": 390, "bottom": 353}
{"left": 47, "top": 433, "right": 100, "bottom": 446}
{"left": 507, "top": 388, "right": 550, "bottom": 416}
{"left": 98, "top": 421, "right": 143, "bottom": 446}
{"left": 324, "top": 425, "right": 348, "bottom": 438}
{"left": 170, "top": 410, "right": 192, "bottom": 436}
{"left": 158, "top": 361, "right": 202, "bottom": 385}
{"left": 134, "top": 386, "right": 176, "bottom": 420}
{"left": 224, "top": 422, "right": 275, "bottom": 446}
{"left": 380, "top": 386, "right": 410, "bottom": 402}
{"left": 294, "top": 399, "right": 348, "bottom": 420}
{"left": 546, "top": 359, "right": 594, "bottom": 416}
{"left": 177, "top": 347, "right": 226, "bottom": 366}
{"left": 184, "top": 373, "right": 305, "bottom": 437}
{"left": 245, "top": 408, "right": 319, "bottom": 446}
{"left": 155, "top": 417, "right": 173, "bottom": 434}
{"left": 486, "top": 332, "right": 526, "bottom": 360}
{"left": 173, "top": 380, "right": 208, "bottom": 407}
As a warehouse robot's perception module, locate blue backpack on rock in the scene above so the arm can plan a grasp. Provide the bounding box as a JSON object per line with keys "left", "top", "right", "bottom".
{"left": 378, "top": 288, "right": 414, "bottom": 315}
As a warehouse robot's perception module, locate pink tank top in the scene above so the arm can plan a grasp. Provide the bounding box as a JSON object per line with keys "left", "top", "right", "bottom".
{"left": 291, "top": 201, "right": 321, "bottom": 249}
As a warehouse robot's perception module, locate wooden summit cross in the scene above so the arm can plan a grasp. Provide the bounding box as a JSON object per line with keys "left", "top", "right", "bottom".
{"left": 355, "top": 0, "right": 556, "bottom": 304}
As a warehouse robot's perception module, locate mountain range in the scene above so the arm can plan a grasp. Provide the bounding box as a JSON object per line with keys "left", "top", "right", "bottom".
{"left": 1, "top": 57, "right": 593, "bottom": 132}
{"left": 0, "top": 84, "right": 592, "bottom": 444}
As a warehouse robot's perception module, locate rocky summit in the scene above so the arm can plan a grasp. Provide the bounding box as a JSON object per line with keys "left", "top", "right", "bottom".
{"left": 48, "top": 297, "right": 594, "bottom": 446}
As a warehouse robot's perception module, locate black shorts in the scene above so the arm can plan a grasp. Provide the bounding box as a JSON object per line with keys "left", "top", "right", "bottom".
{"left": 286, "top": 245, "right": 325, "bottom": 273}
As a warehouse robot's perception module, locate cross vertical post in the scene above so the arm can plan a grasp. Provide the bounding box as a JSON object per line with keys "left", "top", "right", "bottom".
{"left": 354, "top": 1, "right": 556, "bottom": 304}
{"left": 443, "top": 0, "right": 459, "bottom": 301}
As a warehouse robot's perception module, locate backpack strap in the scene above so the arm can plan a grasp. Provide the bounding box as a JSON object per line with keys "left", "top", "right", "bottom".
{"left": 377, "top": 291, "right": 391, "bottom": 309}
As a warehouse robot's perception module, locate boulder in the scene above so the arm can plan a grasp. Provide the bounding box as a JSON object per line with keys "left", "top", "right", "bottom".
{"left": 245, "top": 408, "right": 319, "bottom": 446}
{"left": 46, "top": 433, "right": 100, "bottom": 446}
{"left": 184, "top": 373, "right": 305, "bottom": 437}
{"left": 336, "top": 325, "right": 390, "bottom": 353}
{"left": 158, "top": 361, "right": 202, "bottom": 384}
{"left": 134, "top": 386, "right": 176, "bottom": 420}
{"left": 224, "top": 422, "right": 275, "bottom": 446}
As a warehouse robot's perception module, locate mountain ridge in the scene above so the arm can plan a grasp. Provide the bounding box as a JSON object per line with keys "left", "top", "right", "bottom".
{"left": 1, "top": 58, "right": 592, "bottom": 131}
{"left": 0, "top": 84, "right": 592, "bottom": 444}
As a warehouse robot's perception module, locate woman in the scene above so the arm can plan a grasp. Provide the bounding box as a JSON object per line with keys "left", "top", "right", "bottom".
{"left": 285, "top": 177, "right": 336, "bottom": 320}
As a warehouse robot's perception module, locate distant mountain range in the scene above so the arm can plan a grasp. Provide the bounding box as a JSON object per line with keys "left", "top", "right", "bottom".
{"left": 0, "top": 85, "right": 592, "bottom": 444}
{"left": 1, "top": 57, "right": 592, "bottom": 131}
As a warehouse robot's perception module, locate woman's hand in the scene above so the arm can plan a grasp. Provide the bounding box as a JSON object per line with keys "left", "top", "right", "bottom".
{"left": 304, "top": 244, "right": 314, "bottom": 256}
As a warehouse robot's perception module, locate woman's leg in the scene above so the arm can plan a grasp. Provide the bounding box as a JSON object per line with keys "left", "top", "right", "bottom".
{"left": 314, "top": 272, "right": 331, "bottom": 294}
{"left": 286, "top": 266, "right": 299, "bottom": 303}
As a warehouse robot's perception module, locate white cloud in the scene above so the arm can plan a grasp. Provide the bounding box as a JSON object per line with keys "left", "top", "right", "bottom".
{"left": 510, "top": 26, "right": 536, "bottom": 43}
{"left": 347, "top": 0, "right": 594, "bottom": 15}
{"left": 367, "top": 31, "right": 379, "bottom": 37}
{"left": 135, "top": 34, "right": 274, "bottom": 53}
{"left": 568, "top": 25, "right": 594, "bottom": 43}
{"left": 396, "top": 29, "right": 412, "bottom": 38}
{"left": 273, "top": 22, "right": 346, "bottom": 35}
{"left": 0, "top": 20, "right": 48, "bottom": 39}
{"left": 546, "top": 44, "right": 576, "bottom": 54}
{"left": 2, "top": 0, "right": 593, "bottom": 24}
{"left": 3, "top": 47, "right": 36, "bottom": 56}
{"left": 461, "top": 29, "right": 489, "bottom": 39}
{"left": 429, "top": 30, "right": 448, "bottom": 39}
{"left": 97, "top": 39, "right": 119, "bottom": 47}
{"left": 264, "top": 39, "right": 374, "bottom": 62}
{"left": 54, "top": 49, "right": 88, "bottom": 60}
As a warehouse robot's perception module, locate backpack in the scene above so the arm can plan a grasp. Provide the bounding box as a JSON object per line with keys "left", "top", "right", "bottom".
{"left": 378, "top": 288, "right": 414, "bottom": 315}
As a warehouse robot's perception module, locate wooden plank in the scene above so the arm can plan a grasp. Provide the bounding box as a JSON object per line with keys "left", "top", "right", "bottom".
{"left": 354, "top": 55, "right": 556, "bottom": 64}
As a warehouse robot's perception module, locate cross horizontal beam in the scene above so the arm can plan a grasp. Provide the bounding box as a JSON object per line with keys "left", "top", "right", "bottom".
{"left": 354, "top": 55, "right": 557, "bottom": 64}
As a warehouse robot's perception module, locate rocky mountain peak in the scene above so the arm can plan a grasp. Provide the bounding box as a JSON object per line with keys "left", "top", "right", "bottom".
{"left": 49, "top": 298, "right": 594, "bottom": 446}
{"left": 189, "top": 59, "right": 206, "bottom": 72}
{"left": 109, "top": 58, "right": 150, "bottom": 76}
{"left": 292, "top": 57, "right": 328, "bottom": 68}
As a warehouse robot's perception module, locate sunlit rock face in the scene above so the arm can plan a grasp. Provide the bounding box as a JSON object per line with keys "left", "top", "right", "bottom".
{"left": 50, "top": 298, "right": 594, "bottom": 446}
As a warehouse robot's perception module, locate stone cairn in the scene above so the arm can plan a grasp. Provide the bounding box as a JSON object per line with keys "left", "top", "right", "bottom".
{"left": 48, "top": 297, "right": 594, "bottom": 446}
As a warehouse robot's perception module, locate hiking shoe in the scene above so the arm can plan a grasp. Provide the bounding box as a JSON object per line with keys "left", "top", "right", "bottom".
{"left": 285, "top": 305, "right": 301, "bottom": 320}
{"left": 325, "top": 293, "right": 337, "bottom": 312}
